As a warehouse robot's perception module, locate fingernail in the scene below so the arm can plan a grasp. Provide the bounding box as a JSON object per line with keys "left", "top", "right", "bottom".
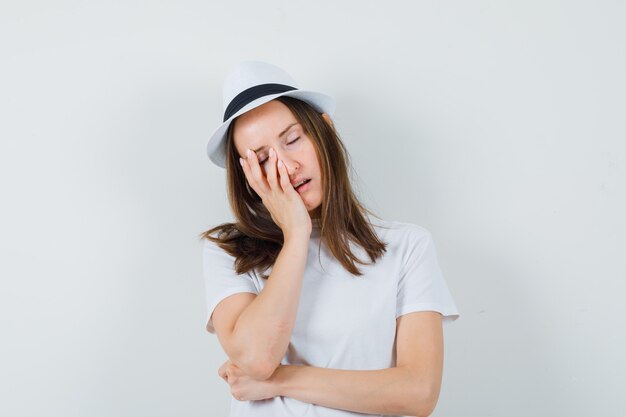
{"left": 246, "top": 149, "right": 252, "bottom": 157}
{"left": 269, "top": 148, "right": 274, "bottom": 158}
{"left": 239, "top": 157, "right": 243, "bottom": 166}
{"left": 278, "top": 159, "right": 283, "bottom": 167}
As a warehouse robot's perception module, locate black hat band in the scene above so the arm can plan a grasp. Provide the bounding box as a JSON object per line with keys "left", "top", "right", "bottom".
{"left": 223, "top": 83, "right": 297, "bottom": 122}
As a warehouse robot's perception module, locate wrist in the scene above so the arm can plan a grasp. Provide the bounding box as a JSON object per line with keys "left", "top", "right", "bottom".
{"left": 283, "top": 231, "right": 311, "bottom": 244}
{"left": 270, "top": 364, "right": 298, "bottom": 397}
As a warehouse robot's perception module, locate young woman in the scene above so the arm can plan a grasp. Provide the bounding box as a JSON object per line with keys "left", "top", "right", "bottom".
{"left": 199, "top": 61, "right": 460, "bottom": 416}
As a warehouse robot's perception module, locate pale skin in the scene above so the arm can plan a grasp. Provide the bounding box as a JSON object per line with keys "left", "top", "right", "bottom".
{"left": 219, "top": 99, "right": 446, "bottom": 416}
{"left": 218, "top": 311, "right": 444, "bottom": 416}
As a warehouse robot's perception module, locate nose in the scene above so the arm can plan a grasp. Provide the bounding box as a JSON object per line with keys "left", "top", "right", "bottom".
{"left": 273, "top": 148, "right": 298, "bottom": 176}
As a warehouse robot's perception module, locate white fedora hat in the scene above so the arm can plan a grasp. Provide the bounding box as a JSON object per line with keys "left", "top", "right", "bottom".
{"left": 206, "top": 60, "right": 336, "bottom": 168}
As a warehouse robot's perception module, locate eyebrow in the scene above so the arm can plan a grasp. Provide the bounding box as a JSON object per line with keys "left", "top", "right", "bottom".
{"left": 250, "top": 122, "right": 299, "bottom": 154}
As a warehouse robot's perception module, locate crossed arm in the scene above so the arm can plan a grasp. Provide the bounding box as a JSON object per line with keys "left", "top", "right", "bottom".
{"left": 219, "top": 311, "right": 444, "bottom": 417}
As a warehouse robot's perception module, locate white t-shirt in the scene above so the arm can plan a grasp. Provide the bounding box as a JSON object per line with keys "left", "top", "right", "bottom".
{"left": 202, "top": 215, "right": 460, "bottom": 417}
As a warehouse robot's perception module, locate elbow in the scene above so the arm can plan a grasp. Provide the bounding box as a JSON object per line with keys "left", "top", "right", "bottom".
{"left": 406, "top": 383, "right": 439, "bottom": 417}
{"left": 248, "top": 360, "right": 280, "bottom": 381}
{"left": 232, "top": 341, "right": 286, "bottom": 381}
{"left": 239, "top": 356, "right": 281, "bottom": 381}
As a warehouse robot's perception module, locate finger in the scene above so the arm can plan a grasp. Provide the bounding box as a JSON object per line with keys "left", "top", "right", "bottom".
{"left": 277, "top": 159, "right": 295, "bottom": 194}
{"left": 245, "top": 149, "right": 270, "bottom": 194}
{"left": 265, "top": 148, "right": 280, "bottom": 192}
{"left": 218, "top": 359, "right": 230, "bottom": 376}
{"left": 228, "top": 363, "right": 242, "bottom": 377}
{"left": 225, "top": 366, "right": 236, "bottom": 381}
{"left": 240, "top": 156, "right": 264, "bottom": 197}
{"left": 218, "top": 365, "right": 227, "bottom": 381}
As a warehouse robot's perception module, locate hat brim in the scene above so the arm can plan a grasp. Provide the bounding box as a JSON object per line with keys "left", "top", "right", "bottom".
{"left": 206, "top": 90, "right": 336, "bottom": 169}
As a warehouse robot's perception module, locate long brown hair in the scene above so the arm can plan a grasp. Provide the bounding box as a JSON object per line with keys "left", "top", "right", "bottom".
{"left": 198, "top": 96, "right": 387, "bottom": 279}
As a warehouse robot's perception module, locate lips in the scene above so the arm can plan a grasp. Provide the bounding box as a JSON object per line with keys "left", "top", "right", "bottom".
{"left": 295, "top": 179, "right": 311, "bottom": 193}
{"left": 292, "top": 178, "right": 310, "bottom": 188}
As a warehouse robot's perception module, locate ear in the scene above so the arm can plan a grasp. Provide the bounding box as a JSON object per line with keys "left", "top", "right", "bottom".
{"left": 321, "top": 112, "right": 333, "bottom": 128}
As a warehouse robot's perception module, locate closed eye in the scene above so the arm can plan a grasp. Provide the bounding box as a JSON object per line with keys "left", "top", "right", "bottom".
{"left": 259, "top": 137, "right": 300, "bottom": 164}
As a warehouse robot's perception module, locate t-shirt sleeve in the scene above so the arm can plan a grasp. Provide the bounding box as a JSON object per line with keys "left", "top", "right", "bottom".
{"left": 202, "top": 238, "right": 259, "bottom": 334}
{"left": 396, "top": 228, "right": 460, "bottom": 325}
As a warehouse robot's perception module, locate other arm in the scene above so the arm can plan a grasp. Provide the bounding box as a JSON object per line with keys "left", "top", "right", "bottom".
{"left": 271, "top": 311, "right": 444, "bottom": 417}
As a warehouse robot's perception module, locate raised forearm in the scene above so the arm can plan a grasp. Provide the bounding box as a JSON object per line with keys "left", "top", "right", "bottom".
{"left": 230, "top": 235, "right": 309, "bottom": 379}
{"left": 272, "top": 365, "right": 429, "bottom": 416}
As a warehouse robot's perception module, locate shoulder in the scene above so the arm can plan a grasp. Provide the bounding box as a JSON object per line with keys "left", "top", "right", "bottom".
{"left": 366, "top": 214, "right": 432, "bottom": 243}
{"left": 201, "top": 226, "right": 241, "bottom": 255}
{"left": 202, "top": 235, "right": 236, "bottom": 264}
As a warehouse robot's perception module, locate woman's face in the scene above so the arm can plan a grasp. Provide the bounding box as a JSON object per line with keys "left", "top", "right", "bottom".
{"left": 232, "top": 99, "right": 331, "bottom": 219}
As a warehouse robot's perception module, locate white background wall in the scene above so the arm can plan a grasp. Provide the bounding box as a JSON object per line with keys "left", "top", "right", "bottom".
{"left": 1, "top": 1, "right": 624, "bottom": 416}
